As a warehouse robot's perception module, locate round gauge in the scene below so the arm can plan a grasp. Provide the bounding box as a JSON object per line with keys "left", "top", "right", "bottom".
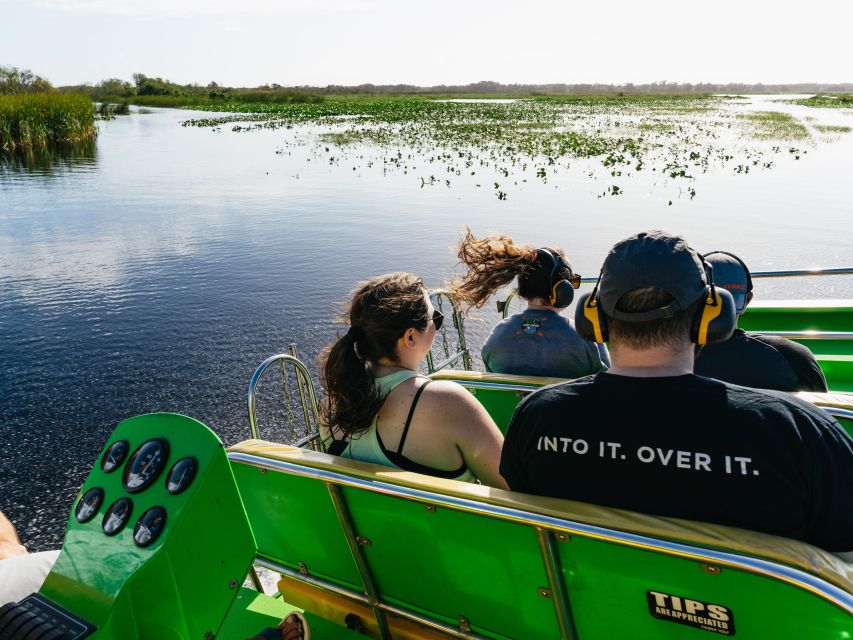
{"left": 123, "top": 438, "right": 170, "bottom": 493}
{"left": 101, "top": 440, "right": 129, "bottom": 473}
{"left": 75, "top": 487, "right": 104, "bottom": 523}
{"left": 165, "top": 457, "right": 197, "bottom": 495}
{"left": 133, "top": 506, "right": 167, "bottom": 548}
{"left": 102, "top": 498, "right": 133, "bottom": 536}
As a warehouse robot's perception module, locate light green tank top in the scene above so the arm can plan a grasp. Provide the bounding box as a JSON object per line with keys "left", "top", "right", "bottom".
{"left": 335, "top": 370, "right": 476, "bottom": 482}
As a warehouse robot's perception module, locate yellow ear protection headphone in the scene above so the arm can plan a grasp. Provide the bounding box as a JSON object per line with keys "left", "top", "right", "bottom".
{"left": 574, "top": 272, "right": 608, "bottom": 343}
{"left": 536, "top": 248, "right": 577, "bottom": 308}
{"left": 575, "top": 266, "right": 736, "bottom": 345}
{"left": 690, "top": 262, "right": 737, "bottom": 345}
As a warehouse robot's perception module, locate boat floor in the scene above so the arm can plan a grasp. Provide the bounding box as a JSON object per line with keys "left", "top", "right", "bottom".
{"left": 217, "top": 588, "right": 364, "bottom": 639}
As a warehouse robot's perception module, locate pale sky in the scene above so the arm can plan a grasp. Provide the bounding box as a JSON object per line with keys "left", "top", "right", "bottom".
{"left": 2, "top": 0, "right": 850, "bottom": 88}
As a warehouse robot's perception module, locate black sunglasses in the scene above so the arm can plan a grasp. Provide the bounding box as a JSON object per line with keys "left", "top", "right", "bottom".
{"left": 570, "top": 273, "right": 582, "bottom": 289}
{"left": 432, "top": 309, "right": 444, "bottom": 331}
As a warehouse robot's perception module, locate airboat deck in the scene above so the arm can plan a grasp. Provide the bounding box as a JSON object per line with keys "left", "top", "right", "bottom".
{"left": 3, "top": 270, "right": 852, "bottom": 639}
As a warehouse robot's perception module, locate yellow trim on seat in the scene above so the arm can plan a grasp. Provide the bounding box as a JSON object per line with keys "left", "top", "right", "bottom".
{"left": 796, "top": 391, "right": 853, "bottom": 411}
{"left": 430, "top": 369, "right": 569, "bottom": 387}
{"left": 228, "top": 440, "right": 853, "bottom": 594}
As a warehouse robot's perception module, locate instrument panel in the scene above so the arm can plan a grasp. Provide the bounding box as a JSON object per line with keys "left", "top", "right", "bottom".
{"left": 75, "top": 436, "right": 196, "bottom": 548}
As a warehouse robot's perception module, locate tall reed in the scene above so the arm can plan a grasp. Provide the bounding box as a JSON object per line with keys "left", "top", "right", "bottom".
{"left": 0, "top": 93, "right": 96, "bottom": 151}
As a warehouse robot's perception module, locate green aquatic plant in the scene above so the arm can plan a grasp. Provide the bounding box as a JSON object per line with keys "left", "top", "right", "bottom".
{"left": 814, "top": 124, "right": 851, "bottom": 133}
{"left": 0, "top": 93, "right": 96, "bottom": 150}
{"left": 786, "top": 94, "right": 853, "bottom": 109}
{"left": 176, "top": 95, "right": 831, "bottom": 202}
{"left": 736, "top": 111, "right": 809, "bottom": 140}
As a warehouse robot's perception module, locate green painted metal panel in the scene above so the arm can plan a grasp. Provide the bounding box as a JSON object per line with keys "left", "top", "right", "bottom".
{"left": 465, "top": 386, "right": 531, "bottom": 434}
{"left": 218, "top": 588, "right": 292, "bottom": 638}
{"left": 342, "top": 486, "right": 560, "bottom": 640}
{"left": 558, "top": 535, "right": 851, "bottom": 639}
{"left": 834, "top": 416, "right": 853, "bottom": 439}
{"left": 231, "top": 461, "right": 363, "bottom": 591}
{"left": 39, "top": 413, "right": 256, "bottom": 639}
{"left": 739, "top": 303, "right": 853, "bottom": 333}
{"left": 739, "top": 303, "right": 853, "bottom": 391}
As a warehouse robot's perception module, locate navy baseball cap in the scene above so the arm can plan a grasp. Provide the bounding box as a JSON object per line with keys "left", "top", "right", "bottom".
{"left": 703, "top": 252, "right": 752, "bottom": 314}
{"left": 599, "top": 231, "right": 708, "bottom": 321}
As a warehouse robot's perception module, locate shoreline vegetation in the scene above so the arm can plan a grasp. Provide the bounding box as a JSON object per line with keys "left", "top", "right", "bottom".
{"left": 0, "top": 93, "right": 96, "bottom": 151}
{"left": 785, "top": 94, "right": 853, "bottom": 109}
{"left": 1, "top": 67, "right": 96, "bottom": 151}
{"left": 2, "top": 66, "right": 851, "bottom": 191}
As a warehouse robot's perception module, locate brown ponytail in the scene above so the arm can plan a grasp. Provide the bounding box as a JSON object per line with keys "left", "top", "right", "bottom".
{"left": 451, "top": 228, "right": 561, "bottom": 309}
{"left": 320, "top": 273, "right": 430, "bottom": 438}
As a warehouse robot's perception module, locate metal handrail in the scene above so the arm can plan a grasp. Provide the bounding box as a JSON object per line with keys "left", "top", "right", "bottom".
{"left": 426, "top": 288, "right": 472, "bottom": 373}
{"left": 759, "top": 331, "right": 853, "bottom": 340}
{"left": 750, "top": 267, "right": 853, "bottom": 279}
{"left": 500, "top": 267, "right": 853, "bottom": 318}
{"left": 247, "top": 353, "right": 320, "bottom": 441}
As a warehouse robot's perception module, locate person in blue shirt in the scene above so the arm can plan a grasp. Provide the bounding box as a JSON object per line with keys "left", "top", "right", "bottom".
{"left": 452, "top": 229, "right": 609, "bottom": 378}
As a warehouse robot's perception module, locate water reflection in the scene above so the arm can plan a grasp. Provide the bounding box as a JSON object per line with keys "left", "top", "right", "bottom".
{"left": 0, "top": 138, "right": 97, "bottom": 174}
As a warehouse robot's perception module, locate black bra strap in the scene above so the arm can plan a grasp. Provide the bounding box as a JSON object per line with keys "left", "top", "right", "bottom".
{"left": 397, "top": 379, "right": 432, "bottom": 455}
{"left": 327, "top": 439, "right": 349, "bottom": 456}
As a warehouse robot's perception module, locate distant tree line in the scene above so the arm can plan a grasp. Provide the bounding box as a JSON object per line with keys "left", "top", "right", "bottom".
{"left": 30, "top": 70, "right": 853, "bottom": 98}
{"left": 58, "top": 73, "right": 323, "bottom": 104}
{"left": 305, "top": 80, "right": 853, "bottom": 95}
{"left": 0, "top": 66, "right": 54, "bottom": 95}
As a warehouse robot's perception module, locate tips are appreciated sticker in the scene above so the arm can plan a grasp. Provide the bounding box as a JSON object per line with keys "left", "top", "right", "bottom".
{"left": 647, "top": 591, "right": 735, "bottom": 636}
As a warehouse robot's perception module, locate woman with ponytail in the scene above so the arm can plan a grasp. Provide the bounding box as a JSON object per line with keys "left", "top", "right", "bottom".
{"left": 452, "top": 229, "right": 610, "bottom": 378}
{"left": 319, "top": 272, "right": 507, "bottom": 489}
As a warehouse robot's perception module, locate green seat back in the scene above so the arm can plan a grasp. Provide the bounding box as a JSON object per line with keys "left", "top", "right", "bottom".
{"left": 227, "top": 442, "right": 853, "bottom": 640}
{"left": 231, "top": 455, "right": 362, "bottom": 591}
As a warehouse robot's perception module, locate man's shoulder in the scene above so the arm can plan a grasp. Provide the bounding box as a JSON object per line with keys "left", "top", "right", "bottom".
{"left": 750, "top": 333, "right": 819, "bottom": 361}
{"left": 516, "top": 375, "right": 597, "bottom": 409}
{"left": 706, "top": 376, "right": 832, "bottom": 423}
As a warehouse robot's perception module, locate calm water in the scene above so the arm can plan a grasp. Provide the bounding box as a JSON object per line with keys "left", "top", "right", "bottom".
{"left": 1, "top": 96, "right": 851, "bottom": 550}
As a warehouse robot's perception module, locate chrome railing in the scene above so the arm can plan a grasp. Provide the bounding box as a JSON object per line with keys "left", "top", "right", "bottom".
{"left": 247, "top": 348, "right": 321, "bottom": 443}
{"left": 500, "top": 267, "right": 853, "bottom": 318}
{"left": 426, "top": 288, "right": 472, "bottom": 373}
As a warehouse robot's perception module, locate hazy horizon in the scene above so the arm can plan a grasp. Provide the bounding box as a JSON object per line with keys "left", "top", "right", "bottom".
{"left": 2, "top": 0, "right": 850, "bottom": 88}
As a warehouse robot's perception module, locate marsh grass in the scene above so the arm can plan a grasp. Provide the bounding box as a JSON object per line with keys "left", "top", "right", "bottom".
{"left": 736, "top": 111, "right": 809, "bottom": 140}
{"left": 789, "top": 94, "right": 853, "bottom": 109}
{"left": 814, "top": 124, "right": 851, "bottom": 133}
{"left": 0, "top": 93, "right": 96, "bottom": 150}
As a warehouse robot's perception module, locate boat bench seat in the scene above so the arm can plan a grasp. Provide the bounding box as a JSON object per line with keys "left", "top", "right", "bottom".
{"left": 228, "top": 441, "right": 852, "bottom": 640}
{"left": 432, "top": 369, "right": 853, "bottom": 438}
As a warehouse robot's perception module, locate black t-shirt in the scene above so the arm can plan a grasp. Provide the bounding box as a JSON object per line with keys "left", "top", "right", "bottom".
{"left": 695, "top": 329, "right": 827, "bottom": 392}
{"left": 500, "top": 373, "right": 853, "bottom": 551}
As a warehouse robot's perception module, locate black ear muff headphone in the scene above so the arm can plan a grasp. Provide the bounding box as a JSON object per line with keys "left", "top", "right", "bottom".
{"left": 690, "top": 263, "right": 737, "bottom": 345}
{"left": 702, "top": 250, "right": 753, "bottom": 315}
{"left": 574, "top": 268, "right": 736, "bottom": 345}
{"left": 537, "top": 248, "right": 575, "bottom": 308}
{"left": 702, "top": 251, "right": 753, "bottom": 293}
{"left": 575, "top": 272, "right": 607, "bottom": 343}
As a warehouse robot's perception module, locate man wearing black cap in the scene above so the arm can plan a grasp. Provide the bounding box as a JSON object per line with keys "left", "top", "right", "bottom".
{"left": 500, "top": 231, "right": 853, "bottom": 551}
{"left": 694, "top": 251, "right": 827, "bottom": 392}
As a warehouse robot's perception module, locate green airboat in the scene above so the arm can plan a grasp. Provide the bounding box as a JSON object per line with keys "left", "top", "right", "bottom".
{"left": 3, "top": 270, "right": 852, "bottom": 639}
